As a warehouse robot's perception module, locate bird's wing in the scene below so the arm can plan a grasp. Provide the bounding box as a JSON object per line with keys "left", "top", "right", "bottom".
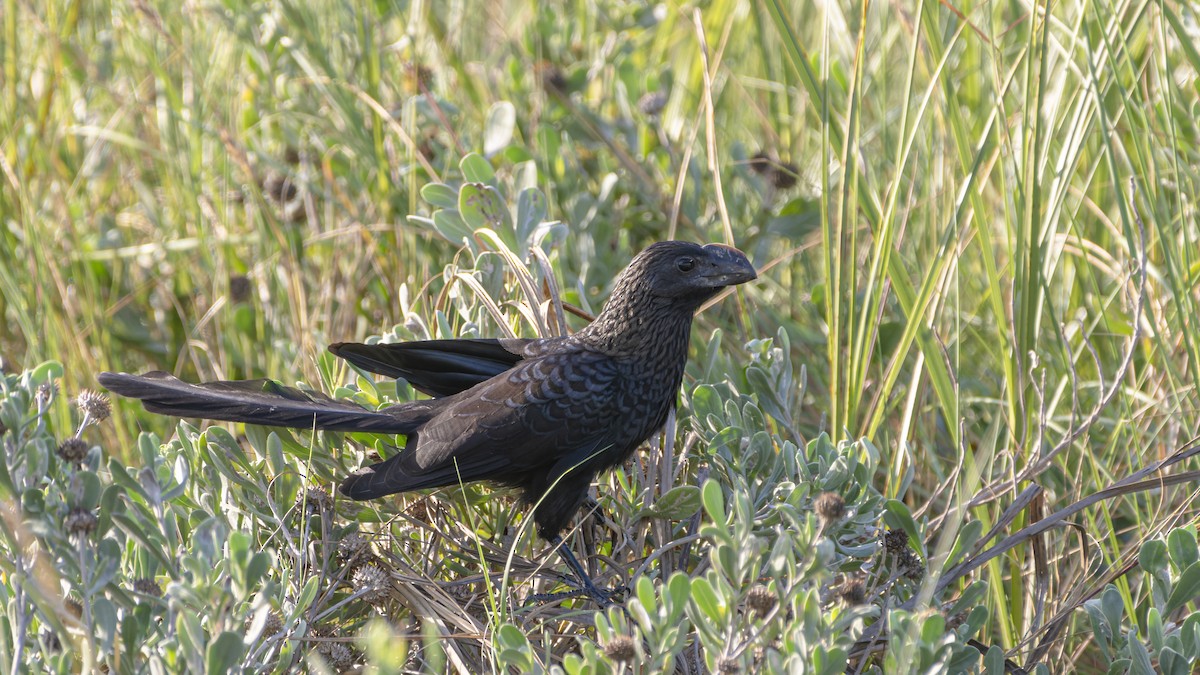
{"left": 339, "top": 348, "right": 627, "bottom": 496}
{"left": 328, "top": 338, "right": 549, "bottom": 397}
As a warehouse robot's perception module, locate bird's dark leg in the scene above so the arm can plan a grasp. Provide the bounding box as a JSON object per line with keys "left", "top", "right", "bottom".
{"left": 555, "top": 537, "right": 617, "bottom": 605}
{"left": 527, "top": 536, "right": 625, "bottom": 607}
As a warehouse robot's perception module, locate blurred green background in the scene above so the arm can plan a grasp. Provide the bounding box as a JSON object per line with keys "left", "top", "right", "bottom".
{"left": 2, "top": 0, "right": 1200, "bottom": 671}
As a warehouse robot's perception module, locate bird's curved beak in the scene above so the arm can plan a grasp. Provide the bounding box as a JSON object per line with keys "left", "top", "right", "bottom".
{"left": 700, "top": 243, "right": 758, "bottom": 287}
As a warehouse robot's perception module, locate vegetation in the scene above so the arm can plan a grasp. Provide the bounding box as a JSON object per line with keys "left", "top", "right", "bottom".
{"left": 2, "top": 0, "right": 1199, "bottom": 672}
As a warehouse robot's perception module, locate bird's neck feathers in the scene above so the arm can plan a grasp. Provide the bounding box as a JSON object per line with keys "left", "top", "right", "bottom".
{"left": 576, "top": 287, "right": 698, "bottom": 357}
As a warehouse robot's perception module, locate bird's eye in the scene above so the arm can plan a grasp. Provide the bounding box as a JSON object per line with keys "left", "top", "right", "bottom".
{"left": 676, "top": 257, "right": 696, "bottom": 273}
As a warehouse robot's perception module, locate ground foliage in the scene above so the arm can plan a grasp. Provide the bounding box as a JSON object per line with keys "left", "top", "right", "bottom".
{"left": 2, "top": 0, "right": 1200, "bottom": 672}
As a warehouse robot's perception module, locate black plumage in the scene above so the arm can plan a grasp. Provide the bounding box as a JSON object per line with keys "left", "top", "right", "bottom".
{"left": 99, "top": 241, "right": 756, "bottom": 600}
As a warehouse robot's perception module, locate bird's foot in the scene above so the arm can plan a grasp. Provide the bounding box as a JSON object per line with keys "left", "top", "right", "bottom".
{"left": 585, "top": 583, "right": 627, "bottom": 607}
{"left": 527, "top": 582, "right": 626, "bottom": 607}
{"left": 529, "top": 536, "right": 627, "bottom": 607}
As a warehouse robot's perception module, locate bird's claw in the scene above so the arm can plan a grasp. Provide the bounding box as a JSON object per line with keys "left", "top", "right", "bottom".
{"left": 527, "top": 583, "right": 627, "bottom": 607}
{"left": 589, "top": 584, "right": 627, "bottom": 607}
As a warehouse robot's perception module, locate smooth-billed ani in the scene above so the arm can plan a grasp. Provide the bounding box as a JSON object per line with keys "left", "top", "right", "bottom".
{"left": 99, "top": 241, "right": 756, "bottom": 603}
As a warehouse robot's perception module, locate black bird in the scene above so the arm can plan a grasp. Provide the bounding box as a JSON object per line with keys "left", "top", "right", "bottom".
{"left": 99, "top": 241, "right": 756, "bottom": 603}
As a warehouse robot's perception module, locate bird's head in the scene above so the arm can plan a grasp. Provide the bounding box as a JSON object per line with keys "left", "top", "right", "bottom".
{"left": 623, "top": 241, "right": 757, "bottom": 306}
{"left": 580, "top": 241, "right": 757, "bottom": 353}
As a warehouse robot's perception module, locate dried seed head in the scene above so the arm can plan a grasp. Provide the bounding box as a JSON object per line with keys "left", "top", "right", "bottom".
{"left": 900, "top": 550, "right": 926, "bottom": 582}
{"left": 64, "top": 507, "right": 98, "bottom": 537}
{"left": 311, "top": 626, "right": 356, "bottom": 669}
{"left": 133, "top": 578, "right": 163, "bottom": 598}
{"left": 603, "top": 634, "right": 637, "bottom": 663}
{"left": 76, "top": 390, "right": 111, "bottom": 423}
{"left": 638, "top": 91, "right": 668, "bottom": 116}
{"left": 770, "top": 161, "right": 799, "bottom": 189}
{"left": 405, "top": 62, "right": 434, "bottom": 91}
{"left": 541, "top": 66, "right": 568, "bottom": 95}
{"left": 746, "top": 152, "right": 799, "bottom": 189}
{"left": 838, "top": 577, "right": 867, "bottom": 606}
{"left": 352, "top": 564, "right": 391, "bottom": 605}
{"left": 338, "top": 532, "right": 369, "bottom": 560}
{"left": 57, "top": 438, "right": 90, "bottom": 464}
{"left": 229, "top": 275, "right": 252, "bottom": 303}
{"left": 447, "top": 583, "right": 474, "bottom": 603}
{"left": 718, "top": 657, "right": 741, "bottom": 674}
{"left": 64, "top": 598, "right": 83, "bottom": 618}
{"left": 262, "top": 612, "right": 283, "bottom": 636}
{"left": 814, "top": 492, "right": 846, "bottom": 525}
{"left": 317, "top": 640, "right": 355, "bottom": 670}
{"left": 299, "top": 487, "right": 333, "bottom": 515}
{"left": 882, "top": 529, "right": 909, "bottom": 554}
{"left": 748, "top": 151, "right": 772, "bottom": 175}
{"left": 405, "top": 498, "right": 430, "bottom": 522}
{"left": 263, "top": 172, "right": 298, "bottom": 204}
{"left": 36, "top": 381, "right": 59, "bottom": 405}
{"left": 746, "top": 584, "right": 777, "bottom": 617}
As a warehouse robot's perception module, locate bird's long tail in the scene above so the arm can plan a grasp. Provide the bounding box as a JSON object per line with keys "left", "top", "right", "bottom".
{"left": 98, "top": 371, "right": 434, "bottom": 434}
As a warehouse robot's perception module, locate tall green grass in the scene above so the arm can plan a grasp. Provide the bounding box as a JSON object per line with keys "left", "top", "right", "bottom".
{"left": 2, "top": 0, "right": 1199, "bottom": 671}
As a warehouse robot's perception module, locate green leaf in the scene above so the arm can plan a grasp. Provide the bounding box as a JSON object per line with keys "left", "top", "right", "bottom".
{"left": 920, "top": 613, "right": 945, "bottom": 643}
{"left": 421, "top": 183, "right": 460, "bottom": 210}
{"left": 636, "top": 486, "right": 700, "bottom": 521}
{"left": 690, "top": 384, "right": 723, "bottom": 426}
{"left": 515, "top": 187, "right": 548, "bottom": 248}
{"left": 460, "top": 152, "right": 495, "bottom": 183}
{"left": 818, "top": 647, "right": 849, "bottom": 675}
{"left": 1128, "top": 633, "right": 1155, "bottom": 675}
{"left": 28, "top": 361, "right": 64, "bottom": 387}
{"left": 458, "top": 182, "right": 510, "bottom": 232}
{"left": 1168, "top": 529, "right": 1199, "bottom": 569}
{"left": 745, "top": 366, "right": 788, "bottom": 425}
{"left": 232, "top": 304, "right": 255, "bottom": 335}
{"left": 121, "top": 613, "right": 142, "bottom": 666}
{"left": 948, "top": 581, "right": 988, "bottom": 620}
{"left": 93, "top": 597, "right": 118, "bottom": 653}
{"left": 984, "top": 645, "right": 1006, "bottom": 674}
{"left": 1141, "top": 539, "right": 1168, "bottom": 575}
{"left": 0, "top": 443, "right": 13, "bottom": 495}
{"left": 229, "top": 531, "right": 261, "bottom": 597}
{"left": 428, "top": 210, "right": 474, "bottom": 247}
{"left": 495, "top": 623, "right": 528, "bottom": 650}
{"left": 1148, "top": 607, "right": 1164, "bottom": 652}
{"left": 77, "top": 471, "right": 103, "bottom": 510}
{"left": 947, "top": 520, "right": 984, "bottom": 567}
{"left": 266, "top": 431, "right": 286, "bottom": 476}
{"left": 1160, "top": 647, "right": 1190, "bottom": 675}
{"left": 666, "top": 572, "right": 690, "bottom": 622}
{"left": 206, "top": 631, "right": 245, "bottom": 675}
{"left": 1101, "top": 586, "right": 1124, "bottom": 634}
{"left": 21, "top": 488, "right": 44, "bottom": 515}
{"left": 882, "top": 499, "right": 920, "bottom": 545}
{"left": 701, "top": 479, "right": 726, "bottom": 522}
{"left": 246, "top": 553, "right": 270, "bottom": 594}
{"left": 1166, "top": 562, "right": 1200, "bottom": 616}
{"left": 161, "top": 455, "right": 190, "bottom": 502}
{"left": 690, "top": 577, "right": 724, "bottom": 623}
{"left": 110, "top": 512, "right": 175, "bottom": 573}
{"left": 90, "top": 539, "right": 123, "bottom": 594}
{"left": 483, "top": 102, "right": 516, "bottom": 157}
{"left": 108, "top": 460, "right": 145, "bottom": 498}
{"left": 632, "top": 575, "right": 657, "bottom": 618}
{"left": 294, "top": 577, "right": 321, "bottom": 615}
